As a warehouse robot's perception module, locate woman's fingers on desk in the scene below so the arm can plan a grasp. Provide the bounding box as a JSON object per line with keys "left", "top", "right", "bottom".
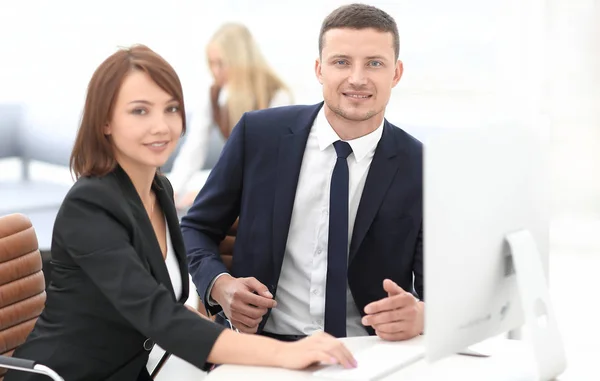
{"left": 279, "top": 332, "right": 357, "bottom": 370}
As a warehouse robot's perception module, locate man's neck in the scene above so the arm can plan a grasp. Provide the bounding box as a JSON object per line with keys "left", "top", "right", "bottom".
{"left": 324, "top": 104, "right": 384, "bottom": 141}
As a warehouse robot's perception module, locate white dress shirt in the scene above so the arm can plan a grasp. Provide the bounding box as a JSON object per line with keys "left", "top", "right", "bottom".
{"left": 168, "top": 87, "right": 293, "bottom": 194}
{"left": 263, "top": 107, "right": 384, "bottom": 336}
{"left": 164, "top": 219, "right": 183, "bottom": 301}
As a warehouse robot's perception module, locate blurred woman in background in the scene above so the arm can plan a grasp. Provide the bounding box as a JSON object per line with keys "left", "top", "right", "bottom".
{"left": 169, "top": 23, "right": 293, "bottom": 209}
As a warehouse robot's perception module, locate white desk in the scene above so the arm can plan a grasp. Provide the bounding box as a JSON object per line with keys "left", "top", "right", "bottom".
{"left": 205, "top": 336, "right": 589, "bottom": 380}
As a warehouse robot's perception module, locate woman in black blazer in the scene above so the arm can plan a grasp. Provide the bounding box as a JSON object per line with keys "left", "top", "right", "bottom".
{"left": 5, "top": 45, "right": 354, "bottom": 381}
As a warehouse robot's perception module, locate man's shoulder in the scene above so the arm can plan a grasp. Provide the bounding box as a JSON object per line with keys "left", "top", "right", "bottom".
{"left": 243, "top": 103, "right": 321, "bottom": 130}
{"left": 385, "top": 120, "right": 423, "bottom": 154}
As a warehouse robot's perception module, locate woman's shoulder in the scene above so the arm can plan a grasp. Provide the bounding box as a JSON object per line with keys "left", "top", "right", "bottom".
{"left": 64, "top": 171, "right": 124, "bottom": 208}
{"left": 72, "top": 171, "right": 119, "bottom": 192}
{"left": 155, "top": 174, "right": 174, "bottom": 198}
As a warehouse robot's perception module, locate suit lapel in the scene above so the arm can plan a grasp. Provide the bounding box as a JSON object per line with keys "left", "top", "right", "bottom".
{"left": 349, "top": 121, "right": 402, "bottom": 263}
{"left": 155, "top": 179, "right": 189, "bottom": 302}
{"left": 113, "top": 166, "right": 176, "bottom": 299}
{"left": 271, "top": 104, "right": 322, "bottom": 283}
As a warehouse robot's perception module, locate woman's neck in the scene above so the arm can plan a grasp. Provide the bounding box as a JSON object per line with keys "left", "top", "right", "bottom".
{"left": 118, "top": 159, "right": 156, "bottom": 208}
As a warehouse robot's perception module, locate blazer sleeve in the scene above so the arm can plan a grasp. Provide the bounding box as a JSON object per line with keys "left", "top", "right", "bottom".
{"left": 412, "top": 224, "right": 424, "bottom": 301}
{"left": 180, "top": 113, "right": 247, "bottom": 315}
{"left": 56, "top": 181, "right": 224, "bottom": 370}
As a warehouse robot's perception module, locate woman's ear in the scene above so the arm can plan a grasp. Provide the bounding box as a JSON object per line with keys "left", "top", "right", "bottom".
{"left": 103, "top": 123, "right": 111, "bottom": 136}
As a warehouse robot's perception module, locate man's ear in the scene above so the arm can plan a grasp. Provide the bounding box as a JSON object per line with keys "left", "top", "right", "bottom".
{"left": 315, "top": 58, "right": 324, "bottom": 85}
{"left": 392, "top": 60, "right": 404, "bottom": 88}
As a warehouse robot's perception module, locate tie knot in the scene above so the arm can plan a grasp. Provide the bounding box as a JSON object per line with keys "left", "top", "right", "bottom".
{"left": 333, "top": 141, "right": 353, "bottom": 159}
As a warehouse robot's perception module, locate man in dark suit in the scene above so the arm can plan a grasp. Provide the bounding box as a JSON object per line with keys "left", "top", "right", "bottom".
{"left": 182, "top": 3, "right": 424, "bottom": 342}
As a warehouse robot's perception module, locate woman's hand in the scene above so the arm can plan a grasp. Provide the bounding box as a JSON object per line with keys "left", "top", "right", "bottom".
{"left": 274, "top": 331, "right": 357, "bottom": 370}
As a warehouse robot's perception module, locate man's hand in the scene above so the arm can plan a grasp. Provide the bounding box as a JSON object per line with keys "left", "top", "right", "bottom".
{"left": 361, "top": 279, "right": 424, "bottom": 341}
{"left": 211, "top": 275, "right": 277, "bottom": 333}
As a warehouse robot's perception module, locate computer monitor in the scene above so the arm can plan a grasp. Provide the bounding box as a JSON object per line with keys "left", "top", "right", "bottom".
{"left": 423, "top": 124, "right": 566, "bottom": 380}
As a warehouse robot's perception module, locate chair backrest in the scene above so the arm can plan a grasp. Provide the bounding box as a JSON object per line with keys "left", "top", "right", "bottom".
{"left": 0, "top": 214, "right": 46, "bottom": 379}
{"left": 218, "top": 219, "right": 237, "bottom": 272}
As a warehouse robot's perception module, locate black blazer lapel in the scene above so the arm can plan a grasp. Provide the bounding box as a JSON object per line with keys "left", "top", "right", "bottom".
{"left": 112, "top": 166, "right": 176, "bottom": 299}
{"left": 271, "top": 104, "right": 322, "bottom": 284}
{"left": 154, "top": 178, "right": 190, "bottom": 302}
{"left": 349, "top": 121, "right": 403, "bottom": 263}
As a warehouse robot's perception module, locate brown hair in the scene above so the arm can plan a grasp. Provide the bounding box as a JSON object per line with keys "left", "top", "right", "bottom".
{"left": 70, "top": 44, "right": 186, "bottom": 179}
{"left": 318, "top": 3, "right": 400, "bottom": 60}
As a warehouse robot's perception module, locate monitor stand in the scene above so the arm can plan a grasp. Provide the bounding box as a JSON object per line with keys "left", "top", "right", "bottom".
{"left": 458, "top": 230, "right": 567, "bottom": 379}
{"left": 503, "top": 229, "right": 567, "bottom": 380}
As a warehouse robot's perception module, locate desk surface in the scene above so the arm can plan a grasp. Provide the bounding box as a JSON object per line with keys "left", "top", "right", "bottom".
{"left": 205, "top": 336, "right": 590, "bottom": 381}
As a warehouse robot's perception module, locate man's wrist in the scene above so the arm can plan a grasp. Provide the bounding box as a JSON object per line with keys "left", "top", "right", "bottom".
{"left": 206, "top": 273, "right": 232, "bottom": 306}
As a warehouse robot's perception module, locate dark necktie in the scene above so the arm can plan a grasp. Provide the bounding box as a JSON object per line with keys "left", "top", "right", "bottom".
{"left": 324, "top": 140, "right": 353, "bottom": 338}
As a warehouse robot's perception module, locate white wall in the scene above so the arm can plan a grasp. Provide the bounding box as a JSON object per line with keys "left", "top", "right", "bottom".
{"left": 0, "top": 0, "right": 509, "bottom": 126}
{"left": 1, "top": 0, "right": 598, "bottom": 221}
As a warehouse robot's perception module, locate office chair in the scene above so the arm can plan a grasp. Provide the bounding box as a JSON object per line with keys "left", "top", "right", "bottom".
{"left": 0, "top": 213, "right": 62, "bottom": 380}
{"left": 218, "top": 219, "right": 237, "bottom": 272}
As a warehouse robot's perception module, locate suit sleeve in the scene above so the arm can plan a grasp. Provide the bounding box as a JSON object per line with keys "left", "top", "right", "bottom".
{"left": 181, "top": 113, "right": 246, "bottom": 315}
{"left": 57, "top": 182, "right": 224, "bottom": 370}
{"left": 412, "top": 224, "right": 424, "bottom": 300}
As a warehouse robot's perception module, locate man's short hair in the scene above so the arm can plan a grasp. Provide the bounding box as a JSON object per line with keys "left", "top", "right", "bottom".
{"left": 319, "top": 3, "right": 400, "bottom": 60}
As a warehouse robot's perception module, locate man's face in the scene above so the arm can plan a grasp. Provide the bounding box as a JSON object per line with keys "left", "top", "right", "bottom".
{"left": 315, "top": 27, "right": 403, "bottom": 123}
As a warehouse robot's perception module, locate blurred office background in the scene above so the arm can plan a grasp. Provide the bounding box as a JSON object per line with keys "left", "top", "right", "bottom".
{"left": 0, "top": 0, "right": 598, "bottom": 378}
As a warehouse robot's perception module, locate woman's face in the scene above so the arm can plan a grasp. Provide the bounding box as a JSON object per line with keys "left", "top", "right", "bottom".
{"left": 104, "top": 70, "right": 183, "bottom": 173}
{"left": 207, "top": 43, "right": 228, "bottom": 87}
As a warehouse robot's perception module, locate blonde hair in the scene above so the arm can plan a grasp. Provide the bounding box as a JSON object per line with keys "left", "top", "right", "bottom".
{"left": 208, "top": 23, "right": 291, "bottom": 132}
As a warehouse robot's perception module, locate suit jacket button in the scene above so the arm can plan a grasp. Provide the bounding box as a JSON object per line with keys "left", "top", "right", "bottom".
{"left": 143, "top": 338, "right": 155, "bottom": 351}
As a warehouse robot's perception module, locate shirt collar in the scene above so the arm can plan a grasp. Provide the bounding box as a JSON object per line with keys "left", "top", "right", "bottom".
{"left": 315, "top": 106, "right": 384, "bottom": 163}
